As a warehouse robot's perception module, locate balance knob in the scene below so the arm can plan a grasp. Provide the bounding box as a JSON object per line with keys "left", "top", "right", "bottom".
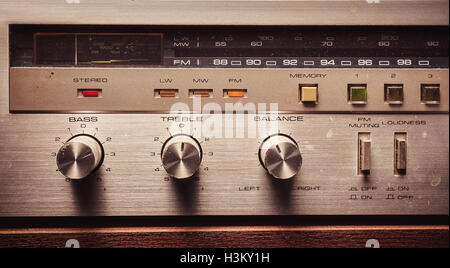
{"left": 57, "top": 135, "right": 104, "bottom": 180}
{"left": 259, "top": 134, "right": 302, "bottom": 179}
{"left": 161, "top": 135, "right": 202, "bottom": 179}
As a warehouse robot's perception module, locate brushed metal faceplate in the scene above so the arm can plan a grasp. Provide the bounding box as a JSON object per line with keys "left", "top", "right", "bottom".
{"left": 1, "top": 1, "right": 449, "bottom": 217}
{"left": 0, "top": 114, "right": 448, "bottom": 216}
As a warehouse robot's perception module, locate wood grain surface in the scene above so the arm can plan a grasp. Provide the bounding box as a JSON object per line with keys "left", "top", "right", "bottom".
{"left": 0, "top": 225, "right": 447, "bottom": 248}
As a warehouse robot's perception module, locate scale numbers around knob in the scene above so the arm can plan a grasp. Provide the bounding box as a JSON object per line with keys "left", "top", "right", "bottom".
{"left": 52, "top": 125, "right": 115, "bottom": 180}
{"left": 152, "top": 132, "right": 213, "bottom": 181}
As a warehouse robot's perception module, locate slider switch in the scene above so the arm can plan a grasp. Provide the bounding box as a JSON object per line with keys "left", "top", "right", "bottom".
{"left": 394, "top": 133, "right": 407, "bottom": 175}
{"left": 358, "top": 133, "right": 371, "bottom": 175}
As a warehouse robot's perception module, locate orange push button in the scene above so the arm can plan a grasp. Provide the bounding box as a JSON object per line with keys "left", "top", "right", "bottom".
{"left": 224, "top": 89, "right": 247, "bottom": 98}
{"left": 189, "top": 89, "right": 213, "bottom": 98}
{"left": 154, "top": 89, "right": 178, "bottom": 98}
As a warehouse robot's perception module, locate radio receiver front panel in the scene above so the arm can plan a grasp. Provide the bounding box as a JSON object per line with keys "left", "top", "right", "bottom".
{"left": 0, "top": 16, "right": 448, "bottom": 217}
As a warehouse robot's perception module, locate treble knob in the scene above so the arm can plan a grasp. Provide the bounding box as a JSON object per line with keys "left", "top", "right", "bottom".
{"left": 161, "top": 135, "right": 202, "bottom": 179}
{"left": 57, "top": 134, "right": 104, "bottom": 180}
{"left": 259, "top": 134, "right": 302, "bottom": 179}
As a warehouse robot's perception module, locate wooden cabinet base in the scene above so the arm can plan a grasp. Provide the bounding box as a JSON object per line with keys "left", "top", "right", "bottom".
{"left": 0, "top": 225, "right": 448, "bottom": 248}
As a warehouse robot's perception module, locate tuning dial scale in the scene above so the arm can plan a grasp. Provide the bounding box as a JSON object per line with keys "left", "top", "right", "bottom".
{"left": 259, "top": 134, "right": 303, "bottom": 179}
{"left": 56, "top": 134, "right": 105, "bottom": 180}
{"left": 161, "top": 134, "right": 203, "bottom": 179}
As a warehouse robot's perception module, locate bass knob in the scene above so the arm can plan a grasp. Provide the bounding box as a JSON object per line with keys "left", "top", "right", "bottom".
{"left": 56, "top": 134, "right": 104, "bottom": 180}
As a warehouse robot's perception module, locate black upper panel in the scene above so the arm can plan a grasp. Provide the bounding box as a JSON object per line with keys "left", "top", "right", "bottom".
{"left": 10, "top": 25, "right": 449, "bottom": 68}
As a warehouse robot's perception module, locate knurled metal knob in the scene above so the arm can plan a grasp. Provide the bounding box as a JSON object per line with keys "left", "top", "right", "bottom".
{"left": 57, "top": 135, "right": 104, "bottom": 180}
{"left": 161, "top": 135, "right": 202, "bottom": 179}
{"left": 259, "top": 134, "right": 302, "bottom": 179}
